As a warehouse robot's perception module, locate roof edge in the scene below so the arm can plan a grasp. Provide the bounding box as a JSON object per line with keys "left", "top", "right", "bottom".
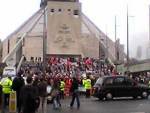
{"left": 3, "top": 8, "right": 42, "bottom": 42}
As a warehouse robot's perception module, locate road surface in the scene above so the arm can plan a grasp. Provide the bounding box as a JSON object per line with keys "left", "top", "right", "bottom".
{"left": 47, "top": 96, "right": 150, "bottom": 113}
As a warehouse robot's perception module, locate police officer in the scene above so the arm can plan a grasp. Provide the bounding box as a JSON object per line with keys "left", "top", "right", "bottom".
{"left": 148, "top": 80, "right": 150, "bottom": 88}
{"left": 70, "top": 77, "right": 80, "bottom": 109}
{"left": 60, "top": 78, "right": 65, "bottom": 99}
{"left": 12, "top": 72, "right": 25, "bottom": 113}
{"left": 84, "top": 75, "right": 91, "bottom": 98}
{"left": 0, "top": 76, "right": 12, "bottom": 108}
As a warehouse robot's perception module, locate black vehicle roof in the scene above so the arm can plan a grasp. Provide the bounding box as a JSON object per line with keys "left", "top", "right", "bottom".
{"left": 95, "top": 75, "right": 129, "bottom": 85}
{"left": 102, "top": 75, "right": 124, "bottom": 78}
{"left": 101, "top": 75, "right": 126, "bottom": 80}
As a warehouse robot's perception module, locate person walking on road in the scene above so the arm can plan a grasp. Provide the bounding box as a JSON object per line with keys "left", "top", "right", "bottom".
{"left": 0, "top": 76, "right": 12, "bottom": 109}
{"left": 70, "top": 77, "right": 80, "bottom": 109}
{"left": 84, "top": 75, "right": 92, "bottom": 98}
{"left": 37, "top": 76, "right": 47, "bottom": 113}
{"left": 60, "top": 78, "right": 65, "bottom": 99}
{"left": 51, "top": 79, "right": 61, "bottom": 109}
{"left": 20, "top": 76, "right": 40, "bottom": 113}
{"left": 12, "top": 71, "right": 25, "bottom": 113}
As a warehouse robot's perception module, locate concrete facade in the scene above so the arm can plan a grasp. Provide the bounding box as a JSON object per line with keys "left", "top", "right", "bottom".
{"left": 2, "top": 1, "right": 125, "bottom": 63}
{"left": 47, "top": 1, "right": 82, "bottom": 56}
{"left": 46, "top": 1, "right": 99, "bottom": 58}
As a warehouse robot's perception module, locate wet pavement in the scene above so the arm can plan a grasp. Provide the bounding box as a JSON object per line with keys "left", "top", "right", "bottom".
{"left": 47, "top": 96, "right": 150, "bottom": 113}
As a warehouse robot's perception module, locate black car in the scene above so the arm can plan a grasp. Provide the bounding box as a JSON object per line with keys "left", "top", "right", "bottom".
{"left": 93, "top": 75, "right": 150, "bottom": 100}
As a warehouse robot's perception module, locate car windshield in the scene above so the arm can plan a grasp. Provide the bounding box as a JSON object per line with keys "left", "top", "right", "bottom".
{"left": 5, "top": 69, "right": 14, "bottom": 72}
{"left": 94, "top": 77, "right": 103, "bottom": 86}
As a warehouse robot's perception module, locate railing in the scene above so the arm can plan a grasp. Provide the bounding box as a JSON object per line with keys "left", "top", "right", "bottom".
{"left": 16, "top": 55, "right": 25, "bottom": 73}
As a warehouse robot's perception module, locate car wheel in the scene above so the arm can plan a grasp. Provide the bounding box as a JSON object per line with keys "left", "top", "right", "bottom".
{"left": 133, "top": 95, "right": 137, "bottom": 99}
{"left": 98, "top": 96, "right": 103, "bottom": 100}
{"left": 105, "top": 92, "right": 113, "bottom": 100}
{"left": 141, "top": 91, "right": 148, "bottom": 99}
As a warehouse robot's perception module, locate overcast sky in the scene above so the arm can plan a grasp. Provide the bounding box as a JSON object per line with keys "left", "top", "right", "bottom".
{"left": 81, "top": 0, "right": 150, "bottom": 59}
{"left": 0, "top": 0, "right": 150, "bottom": 58}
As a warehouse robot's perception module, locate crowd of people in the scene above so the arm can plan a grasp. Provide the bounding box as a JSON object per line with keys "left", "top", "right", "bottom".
{"left": 0, "top": 57, "right": 115, "bottom": 113}
{"left": 1, "top": 56, "right": 149, "bottom": 113}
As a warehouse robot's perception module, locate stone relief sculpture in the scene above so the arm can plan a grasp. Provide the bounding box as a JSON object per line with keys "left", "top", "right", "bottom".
{"left": 54, "top": 24, "right": 75, "bottom": 49}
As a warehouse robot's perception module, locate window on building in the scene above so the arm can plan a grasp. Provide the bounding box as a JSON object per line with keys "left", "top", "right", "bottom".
{"left": 35, "top": 57, "right": 38, "bottom": 62}
{"left": 30, "top": 57, "right": 34, "bottom": 61}
{"left": 24, "top": 56, "right": 26, "bottom": 61}
{"left": 38, "top": 57, "right": 41, "bottom": 62}
{"left": 68, "top": 9, "right": 71, "bottom": 11}
{"left": 51, "top": 9, "right": 54, "bottom": 12}
{"left": 58, "top": 9, "right": 62, "bottom": 12}
{"left": 73, "top": 10, "right": 79, "bottom": 15}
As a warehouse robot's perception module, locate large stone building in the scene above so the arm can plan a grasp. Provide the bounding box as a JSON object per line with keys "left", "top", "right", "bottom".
{"left": 2, "top": 0, "right": 125, "bottom": 65}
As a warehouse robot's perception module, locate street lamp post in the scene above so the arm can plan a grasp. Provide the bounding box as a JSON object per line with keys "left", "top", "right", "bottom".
{"left": 41, "top": 0, "right": 47, "bottom": 72}
{"left": 105, "top": 26, "right": 108, "bottom": 60}
{"left": 126, "top": 5, "right": 135, "bottom": 73}
{"left": 147, "top": 5, "right": 150, "bottom": 58}
{"left": 149, "top": 5, "right": 150, "bottom": 43}
{"left": 115, "top": 16, "right": 117, "bottom": 61}
{"left": 99, "top": 34, "right": 103, "bottom": 59}
{"left": 127, "top": 5, "right": 129, "bottom": 72}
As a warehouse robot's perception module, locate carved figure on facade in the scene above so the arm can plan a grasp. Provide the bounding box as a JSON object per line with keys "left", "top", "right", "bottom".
{"left": 54, "top": 24, "right": 75, "bottom": 48}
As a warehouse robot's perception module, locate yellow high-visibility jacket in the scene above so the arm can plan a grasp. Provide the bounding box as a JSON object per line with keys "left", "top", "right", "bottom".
{"left": 82, "top": 79, "right": 86, "bottom": 88}
{"left": 85, "top": 79, "right": 91, "bottom": 90}
{"left": 60, "top": 81, "right": 65, "bottom": 91}
{"left": 0, "top": 77, "right": 12, "bottom": 94}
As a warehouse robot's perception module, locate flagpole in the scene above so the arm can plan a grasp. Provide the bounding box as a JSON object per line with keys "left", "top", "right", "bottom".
{"left": 127, "top": 5, "right": 129, "bottom": 72}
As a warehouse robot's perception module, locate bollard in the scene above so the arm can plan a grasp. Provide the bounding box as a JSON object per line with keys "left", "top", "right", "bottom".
{"left": 9, "top": 91, "right": 17, "bottom": 113}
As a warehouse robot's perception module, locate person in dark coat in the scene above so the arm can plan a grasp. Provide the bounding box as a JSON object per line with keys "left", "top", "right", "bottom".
{"left": 20, "top": 76, "right": 39, "bottom": 113}
{"left": 70, "top": 77, "right": 80, "bottom": 109}
{"left": 51, "top": 79, "right": 61, "bottom": 109}
{"left": 37, "top": 76, "right": 47, "bottom": 113}
{"left": 12, "top": 71, "right": 25, "bottom": 113}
